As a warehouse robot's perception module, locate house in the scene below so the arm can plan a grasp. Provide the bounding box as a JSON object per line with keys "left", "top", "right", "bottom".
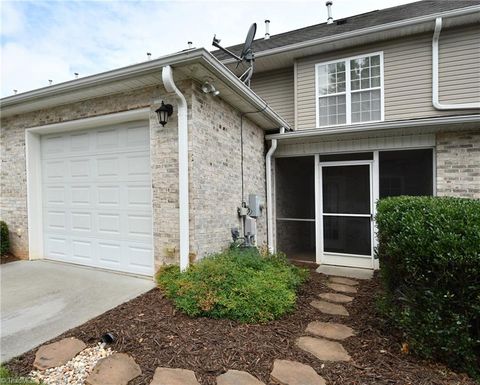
{"left": 0, "top": 0, "right": 479, "bottom": 276}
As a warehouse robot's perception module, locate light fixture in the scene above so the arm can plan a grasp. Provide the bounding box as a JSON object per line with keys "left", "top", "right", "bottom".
{"left": 201, "top": 81, "right": 220, "bottom": 97}
{"left": 155, "top": 101, "right": 173, "bottom": 127}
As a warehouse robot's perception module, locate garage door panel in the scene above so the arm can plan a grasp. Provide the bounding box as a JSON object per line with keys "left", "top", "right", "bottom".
{"left": 127, "top": 215, "right": 152, "bottom": 238}
{"left": 98, "top": 242, "right": 122, "bottom": 265}
{"left": 70, "top": 159, "right": 91, "bottom": 178}
{"left": 71, "top": 185, "right": 92, "bottom": 206}
{"left": 70, "top": 132, "right": 90, "bottom": 151}
{"left": 128, "top": 245, "right": 153, "bottom": 268}
{"left": 127, "top": 185, "right": 151, "bottom": 208}
{"left": 43, "top": 135, "right": 65, "bottom": 155}
{"left": 41, "top": 123, "right": 153, "bottom": 275}
{"left": 97, "top": 185, "right": 121, "bottom": 208}
{"left": 127, "top": 126, "right": 150, "bottom": 147}
{"left": 72, "top": 240, "right": 94, "bottom": 261}
{"left": 45, "top": 211, "right": 67, "bottom": 231}
{"left": 45, "top": 186, "right": 66, "bottom": 205}
{"left": 126, "top": 154, "right": 150, "bottom": 177}
{"left": 97, "top": 213, "right": 121, "bottom": 235}
{"left": 44, "top": 160, "right": 66, "bottom": 180}
{"left": 97, "top": 156, "right": 121, "bottom": 178}
{"left": 45, "top": 236, "right": 70, "bottom": 260}
{"left": 71, "top": 212, "right": 93, "bottom": 232}
{"left": 96, "top": 128, "right": 120, "bottom": 150}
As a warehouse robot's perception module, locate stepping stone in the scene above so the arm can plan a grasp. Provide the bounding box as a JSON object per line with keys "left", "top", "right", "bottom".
{"left": 150, "top": 367, "right": 200, "bottom": 385}
{"left": 86, "top": 353, "right": 141, "bottom": 385}
{"left": 217, "top": 370, "right": 265, "bottom": 385}
{"left": 296, "top": 336, "right": 351, "bottom": 362}
{"left": 310, "top": 300, "right": 349, "bottom": 316}
{"left": 318, "top": 292, "right": 353, "bottom": 303}
{"left": 326, "top": 282, "right": 357, "bottom": 294}
{"left": 34, "top": 337, "right": 86, "bottom": 370}
{"left": 328, "top": 276, "right": 359, "bottom": 286}
{"left": 306, "top": 321, "right": 355, "bottom": 340}
{"left": 271, "top": 359, "right": 326, "bottom": 385}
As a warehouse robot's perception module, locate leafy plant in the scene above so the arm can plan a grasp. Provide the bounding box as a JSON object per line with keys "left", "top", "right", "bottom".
{"left": 376, "top": 196, "right": 480, "bottom": 379}
{"left": 157, "top": 248, "right": 308, "bottom": 323}
{"left": 0, "top": 221, "right": 10, "bottom": 256}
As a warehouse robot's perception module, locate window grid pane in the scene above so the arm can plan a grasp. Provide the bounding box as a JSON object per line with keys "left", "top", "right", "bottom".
{"left": 317, "top": 54, "right": 382, "bottom": 127}
{"left": 318, "top": 61, "right": 347, "bottom": 96}
{"left": 319, "top": 95, "right": 346, "bottom": 126}
{"left": 351, "top": 90, "right": 381, "bottom": 123}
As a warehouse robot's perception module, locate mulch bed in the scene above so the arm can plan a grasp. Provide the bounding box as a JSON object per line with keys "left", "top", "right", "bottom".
{"left": 5, "top": 265, "right": 476, "bottom": 385}
{"left": 0, "top": 253, "right": 21, "bottom": 264}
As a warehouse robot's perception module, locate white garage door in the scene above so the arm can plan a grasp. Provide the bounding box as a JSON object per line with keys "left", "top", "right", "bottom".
{"left": 41, "top": 122, "right": 153, "bottom": 275}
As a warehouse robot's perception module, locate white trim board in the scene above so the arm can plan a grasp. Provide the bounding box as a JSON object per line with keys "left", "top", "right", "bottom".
{"left": 275, "top": 132, "right": 435, "bottom": 157}
{"left": 25, "top": 108, "right": 151, "bottom": 262}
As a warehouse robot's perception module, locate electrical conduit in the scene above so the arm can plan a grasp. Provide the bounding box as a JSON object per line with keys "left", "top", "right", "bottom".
{"left": 162, "top": 65, "right": 189, "bottom": 272}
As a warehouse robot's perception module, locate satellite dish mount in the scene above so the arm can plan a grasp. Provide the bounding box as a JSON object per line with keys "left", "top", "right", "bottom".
{"left": 212, "top": 23, "right": 257, "bottom": 86}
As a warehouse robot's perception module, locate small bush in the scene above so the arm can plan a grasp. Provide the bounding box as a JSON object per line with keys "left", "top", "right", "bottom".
{"left": 157, "top": 248, "right": 308, "bottom": 323}
{"left": 0, "top": 221, "right": 10, "bottom": 256}
{"left": 376, "top": 196, "right": 480, "bottom": 378}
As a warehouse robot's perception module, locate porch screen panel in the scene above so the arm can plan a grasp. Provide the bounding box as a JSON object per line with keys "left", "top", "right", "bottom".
{"left": 379, "top": 149, "right": 433, "bottom": 198}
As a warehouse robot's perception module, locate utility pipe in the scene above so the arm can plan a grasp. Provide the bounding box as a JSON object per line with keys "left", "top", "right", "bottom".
{"left": 162, "top": 65, "right": 190, "bottom": 272}
{"left": 266, "top": 127, "right": 285, "bottom": 253}
{"left": 432, "top": 17, "right": 480, "bottom": 110}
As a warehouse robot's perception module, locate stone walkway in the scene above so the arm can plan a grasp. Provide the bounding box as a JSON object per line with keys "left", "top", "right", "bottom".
{"left": 27, "top": 274, "right": 361, "bottom": 385}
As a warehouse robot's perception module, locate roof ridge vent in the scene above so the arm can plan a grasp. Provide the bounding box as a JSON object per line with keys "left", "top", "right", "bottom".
{"left": 326, "top": 1, "right": 334, "bottom": 24}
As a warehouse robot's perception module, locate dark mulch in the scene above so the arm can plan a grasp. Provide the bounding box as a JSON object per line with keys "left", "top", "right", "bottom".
{"left": 0, "top": 253, "right": 21, "bottom": 264}
{"left": 5, "top": 266, "right": 476, "bottom": 385}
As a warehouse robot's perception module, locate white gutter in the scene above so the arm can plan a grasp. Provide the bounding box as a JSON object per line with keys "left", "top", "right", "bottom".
{"left": 221, "top": 5, "right": 480, "bottom": 64}
{"left": 1, "top": 49, "right": 291, "bottom": 130}
{"left": 432, "top": 17, "right": 480, "bottom": 110}
{"left": 266, "top": 127, "right": 284, "bottom": 253}
{"left": 162, "top": 65, "right": 189, "bottom": 272}
{"left": 265, "top": 115, "right": 480, "bottom": 140}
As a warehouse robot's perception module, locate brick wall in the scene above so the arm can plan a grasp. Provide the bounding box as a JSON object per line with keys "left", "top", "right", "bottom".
{"left": 0, "top": 81, "right": 268, "bottom": 271}
{"left": 189, "top": 83, "right": 267, "bottom": 259}
{"left": 0, "top": 85, "right": 180, "bottom": 265}
{"left": 436, "top": 130, "right": 480, "bottom": 199}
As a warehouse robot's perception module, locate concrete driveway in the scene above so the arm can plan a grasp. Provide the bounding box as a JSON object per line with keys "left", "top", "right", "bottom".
{"left": 0, "top": 260, "right": 155, "bottom": 362}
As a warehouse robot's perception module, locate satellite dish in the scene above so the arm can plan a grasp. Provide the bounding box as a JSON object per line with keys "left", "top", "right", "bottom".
{"left": 240, "top": 23, "right": 257, "bottom": 61}
{"left": 212, "top": 23, "right": 257, "bottom": 86}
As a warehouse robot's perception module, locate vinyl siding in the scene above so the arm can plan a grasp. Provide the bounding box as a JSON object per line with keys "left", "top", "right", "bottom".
{"left": 296, "top": 25, "right": 480, "bottom": 130}
{"left": 250, "top": 67, "right": 294, "bottom": 127}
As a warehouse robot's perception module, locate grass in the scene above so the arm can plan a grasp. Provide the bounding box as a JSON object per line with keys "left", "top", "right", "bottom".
{"left": 157, "top": 247, "right": 308, "bottom": 323}
{"left": 0, "top": 364, "right": 38, "bottom": 384}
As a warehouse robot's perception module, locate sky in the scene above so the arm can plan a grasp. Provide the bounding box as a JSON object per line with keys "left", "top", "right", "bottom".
{"left": 0, "top": 0, "right": 418, "bottom": 97}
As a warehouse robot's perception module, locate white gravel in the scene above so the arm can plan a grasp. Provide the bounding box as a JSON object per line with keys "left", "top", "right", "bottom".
{"left": 29, "top": 343, "right": 114, "bottom": 385}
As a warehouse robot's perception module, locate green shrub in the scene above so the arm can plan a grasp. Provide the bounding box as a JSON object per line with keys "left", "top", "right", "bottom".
{"left": 157, "top": 248, "right": 308, "bottom": 323}
{"left": 0, "top": 221, "right": 9, "bottom": 256}
{"left": 376, "top": 196, "right": 480, "bottom": 378}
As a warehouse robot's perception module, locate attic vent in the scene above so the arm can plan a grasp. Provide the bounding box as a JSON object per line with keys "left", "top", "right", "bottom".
{"left": 336, "top": 18, "right": 347, "bottom": 25}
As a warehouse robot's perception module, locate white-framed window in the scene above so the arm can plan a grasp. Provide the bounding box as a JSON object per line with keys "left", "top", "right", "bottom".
{"left": 315, "top": 52, "right": 384, "bottom": 128}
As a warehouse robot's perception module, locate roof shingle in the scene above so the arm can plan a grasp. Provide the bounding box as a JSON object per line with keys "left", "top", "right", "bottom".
{"left": 212, "top": 0, "right": 479, "bottom": 61}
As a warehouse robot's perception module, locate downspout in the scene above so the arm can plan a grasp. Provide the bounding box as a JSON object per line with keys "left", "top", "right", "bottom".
{"left": 162, "top": 65, "right": 189, "bottom": 272}
{"left": 432, "top": 17, "right": 480, "bottom": 110}
{"left": 266, "top": 127, "right": 285, "bottom": 253}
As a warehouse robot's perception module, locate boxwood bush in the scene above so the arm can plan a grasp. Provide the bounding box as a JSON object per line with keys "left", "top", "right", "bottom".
{"left": 157, "top": 248, "right": 308, "bottom": 323}
{"left": 0, "top": 221, "right": 9, "bottom": 256}
{"left": 376, "top": 196, "right": 480, "bottom": 378}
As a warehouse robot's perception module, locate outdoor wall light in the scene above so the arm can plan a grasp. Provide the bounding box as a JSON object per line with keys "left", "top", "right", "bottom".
{"left": 155, "top": 101, "right": 173, "bottom": 127}
{"left": 201, "top": 81, "right": 220, "bottom": 96}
